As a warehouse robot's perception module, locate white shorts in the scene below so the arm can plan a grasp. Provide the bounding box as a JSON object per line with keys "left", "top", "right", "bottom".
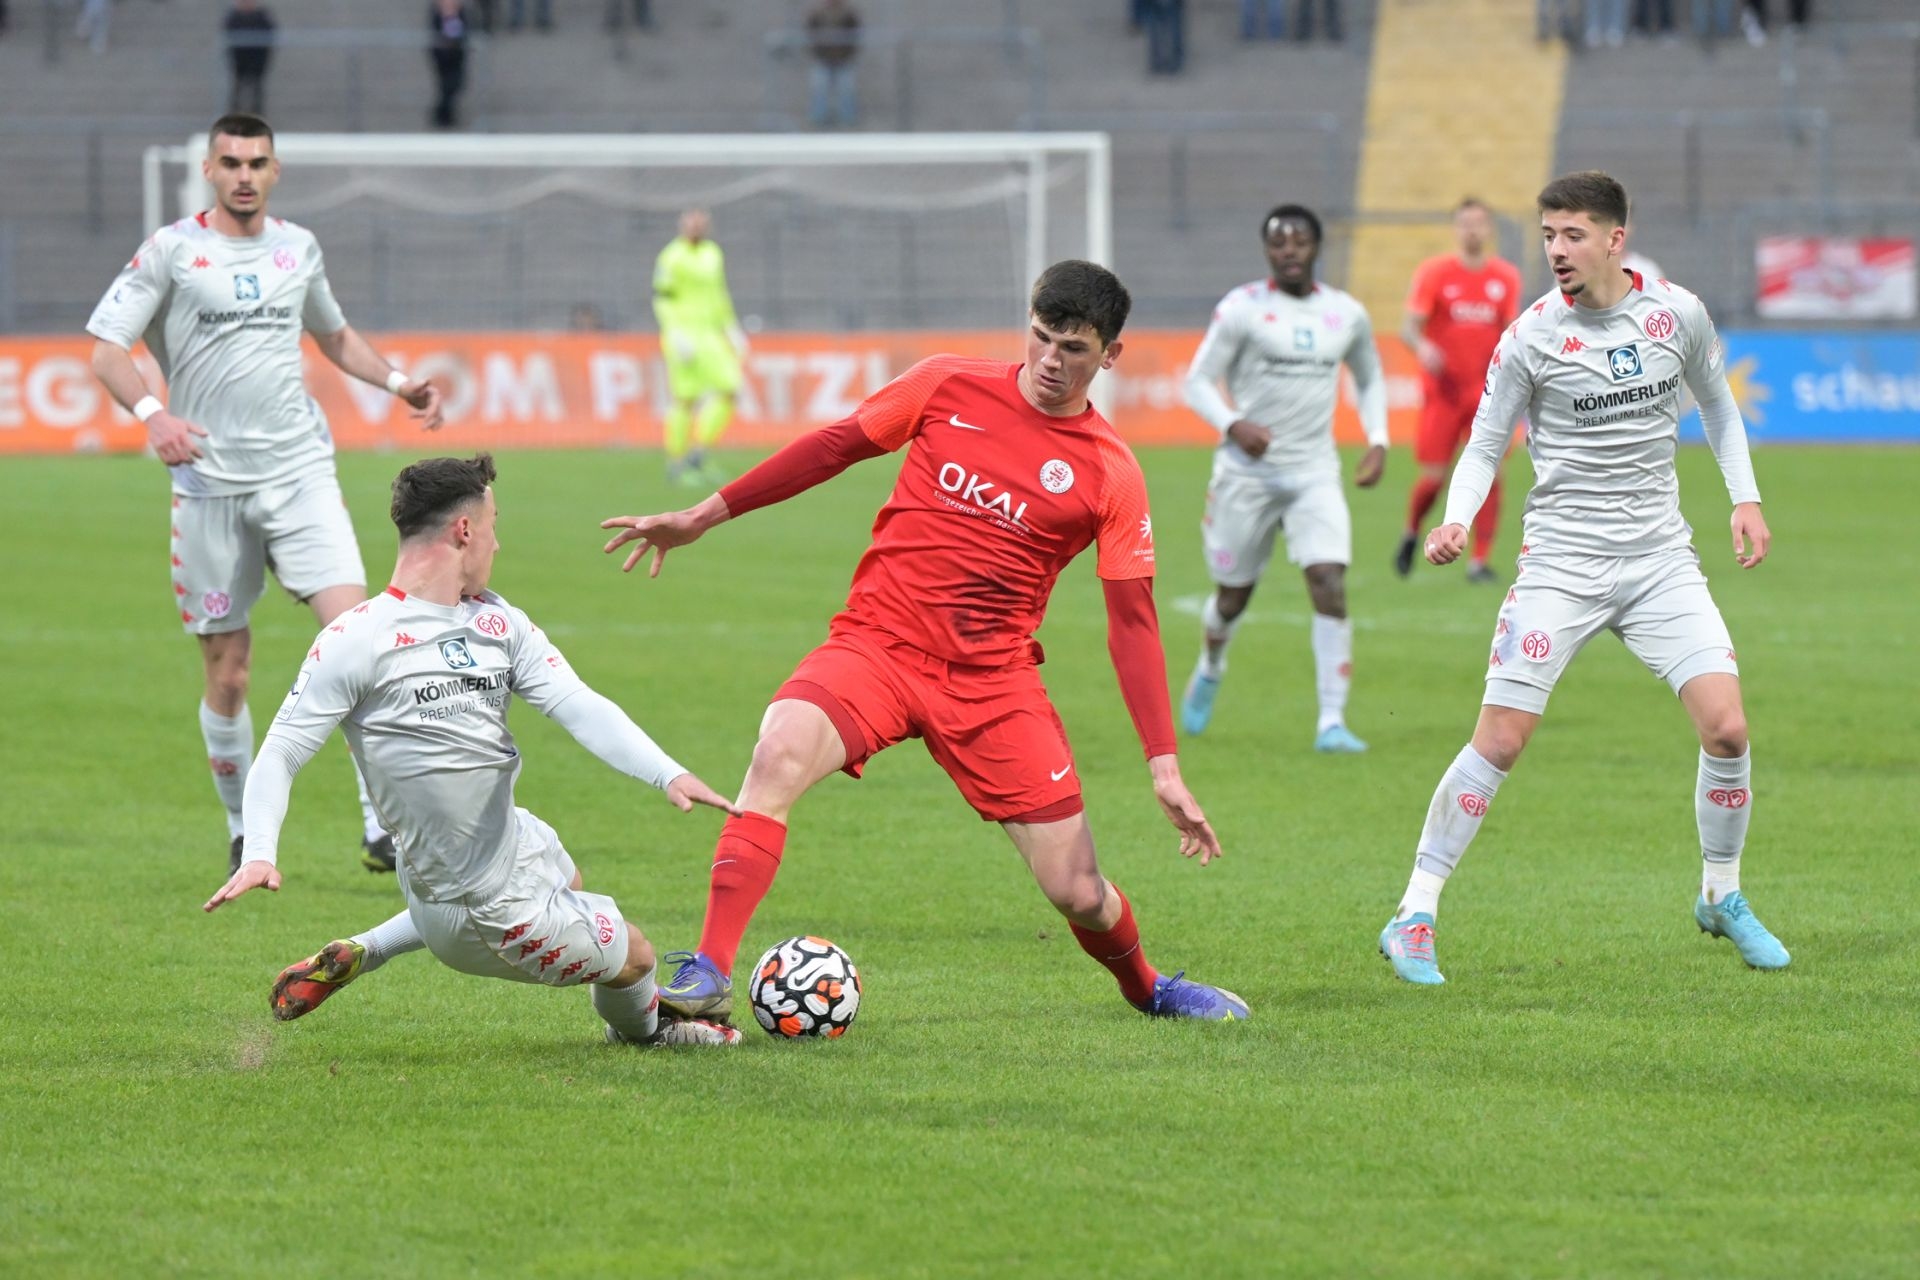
{"left": 1484, "top": 544, "right": 1740, "bottom": 714}
{"left": 170, "top": 469, "right": 366, "bottom": 635}
{"left": 1201, "top": 468, "right": 1351, "bottom": 586}
{"left": 404, "top": 809, "right": 632, "bottom": 988}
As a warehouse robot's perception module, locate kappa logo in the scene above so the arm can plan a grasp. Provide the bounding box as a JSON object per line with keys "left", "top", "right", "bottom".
{"left": 439, "top": 638, "right": 476, "bottom": 669}
{"left": 1561, "top": 335, "right": 1586, "bottom": 355}
{"left": 393, "top": 632, "right": 419, "bottom": 647}
{"left": 501, "top": 923, "right": 531, "bottom": 948}
{"left": 516, "top": 936, "right": 548, "bottom": 959}
{"left": 1607, "top": 343, "right": 1644, "bottom": 382}
{"left": 233, "top": 273, "right": 260, "bottom": 301}
{"left": 936, "top": 462, "right": 1030, "bottom": 525}
{"left": 190, "top": 257, "right": 211, "bottom": 270}
{"left": 1038, "top": 459, "right": 1075, "bottom": 495}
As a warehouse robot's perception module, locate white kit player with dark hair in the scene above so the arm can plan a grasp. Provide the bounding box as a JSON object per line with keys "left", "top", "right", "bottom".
{"left": 86, "top": 113, "right": 445, "bottom": 877}
{"left": 1379, "top": 170, "right": 1788, "bottom": 985}
{"left": 1180, "top": 203, "right": 1389, "bottom": 752}
{"left": 203, "top": 454, "right": 742, "bottom": 1048}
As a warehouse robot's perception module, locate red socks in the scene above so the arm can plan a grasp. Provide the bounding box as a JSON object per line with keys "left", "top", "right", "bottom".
{"left": 1471, "top": 476, "right": 1502, "bottom": 564}
{"left": 695, "top": 812, "right": 787, "bottom": 976}
{"left": 1406, "top": 473, "right": 1445, "bottom": 533}
{"left": 1069, "top": 887, "right": 1159, "bottom": 1007}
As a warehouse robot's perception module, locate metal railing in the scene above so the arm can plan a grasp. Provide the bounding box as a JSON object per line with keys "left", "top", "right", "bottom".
{"left": 1557, "top": 108, "right": 1835, "bottom": 227}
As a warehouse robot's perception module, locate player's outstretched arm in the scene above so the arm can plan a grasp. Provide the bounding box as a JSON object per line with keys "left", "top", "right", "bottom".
{"left": 203, "top": 736, "right": 312, "bottom": 912}
{"left": 601, "top": 494, "right": 732, "bottom": 576}
{"left": 1425, "top": 522, "right": 1470, "bottom": 565}
{"left": 1346, "top": 315, "right": 1391, "bottom": 488}
{"left": 1149, "top": 755, "right": 1222, "bottom": 865}
{"left": 310, "top": 324, "right": 444, "bottom": 430}
{"left": 90, "top": 339, "right": 207, "bottom": 466}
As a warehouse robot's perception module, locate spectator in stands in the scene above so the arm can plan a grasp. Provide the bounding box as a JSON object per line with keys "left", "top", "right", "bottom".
{"left": 1536, "top": 0, "right": 1577, "bottom": 43}
{"left": 0, "top": 1, "right": 10, "bottom": 37}
{"left": 1736, "top": 1, "right": 1809, "bottom": 44}
{"left": 1693, "top": 0, "right": 1737, "bottom": 39}
{"left": 1294, "top": 0, "right": 1342, "bottom": 43}
{"left": 508, "top": 0, "right": 552, "bottom": 32}
{"left": 606, "top": 0, "right": 655, "bottom": 32}
{"left": 224, "top": 1, "right": 277, "bottom": 115}
{"left": 75, "top": 0, "right": 111, "bottom": 53}
{"left": 428, "top": 0, "right": 473, "bottom": 129}
{"left": 1241, "top": 0, "right": 1285, "bottom": 40}
{"left": 806, "top": 0, "right": 861, "bottom": 128}
{"left": 1632, "top": 0, "right": 1676, "bottom": 38}
{"left": 1585, "top": 0, "right": 1627, "bottom": 47}
{"left": 1141, "top": 0, "right": 1185, "bottom": 74}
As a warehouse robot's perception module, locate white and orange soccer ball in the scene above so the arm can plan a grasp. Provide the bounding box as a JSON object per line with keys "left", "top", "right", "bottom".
{"left": 748, "top": 936, "right": 861, "bottom": 1039}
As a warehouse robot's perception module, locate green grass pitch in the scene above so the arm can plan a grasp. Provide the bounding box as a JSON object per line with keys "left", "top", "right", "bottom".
{"left": 2, "top": 443, "right": 1915, "bottom": 1278}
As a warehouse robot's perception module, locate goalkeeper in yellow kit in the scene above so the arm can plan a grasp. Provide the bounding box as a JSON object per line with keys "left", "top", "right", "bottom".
{"left": 654, "top": 208, "right": 749, "bottom": 486}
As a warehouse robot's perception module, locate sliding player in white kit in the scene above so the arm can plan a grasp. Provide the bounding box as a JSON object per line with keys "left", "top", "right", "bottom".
{"left": 203, "top": 455, "right": 743, "bottom": 1047}
{"left": 1379, "top": 171, "right": 1789, "bottom": 984}
{"left": 86, "top": 113, "right": 444, "bottom": 878}
{"left": 1180, "top": 204, "right": 1389, "bottom": 751}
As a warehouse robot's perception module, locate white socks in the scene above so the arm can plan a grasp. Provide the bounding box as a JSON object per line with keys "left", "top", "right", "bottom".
{"left": 593, "top": 967, "right": 660, "bottom": 1043}
{"left": 1697, "top": 748, "right": 1752, "bottom": 903}
{"left": 199, "top": 701, "right": 252, "bottom": 839}
{"left": 351, "top": 910, "right": 427, "bottom": 975}
{"left": 351, "top": 756, "right": 387, "bottom": 845}
{"left": 1311, "top": 614, "right": 1353, "bottom": 733}
{"left": 1399, "top": 744, "right": 1508, "bottom": 920}
{"left": 1198, "top": 592, "right": 1243, "bottom": 679}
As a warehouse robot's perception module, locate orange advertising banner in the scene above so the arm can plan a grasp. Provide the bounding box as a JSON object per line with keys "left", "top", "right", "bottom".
{"left": 0, "top": 331, "right": 1426, "bottom": 455}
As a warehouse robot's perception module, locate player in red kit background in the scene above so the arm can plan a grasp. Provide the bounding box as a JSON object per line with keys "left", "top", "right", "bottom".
{"left": 600, "top": 260, "right": 1249, "bottom": 1024}
{"left": 1396, "top": 198, "right": 1524, "bottom": 584}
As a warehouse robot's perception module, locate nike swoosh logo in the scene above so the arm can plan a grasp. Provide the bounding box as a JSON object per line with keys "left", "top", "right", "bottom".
{"left": 949, "top": 414, "right": 985, "bottom": 431}
{"left": 1050, "top": 764, "right": 1072, "bottom": 781}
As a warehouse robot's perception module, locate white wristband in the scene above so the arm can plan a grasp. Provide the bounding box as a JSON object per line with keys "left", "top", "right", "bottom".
{"left": 385, "top": 369, "right": 410, "bottom": 395}
{"left": 133, "top": 395, "right": 164, "bottom": 423}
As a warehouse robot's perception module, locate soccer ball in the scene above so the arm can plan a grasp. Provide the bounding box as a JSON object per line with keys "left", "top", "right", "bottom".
{"left": 748, "top": 936, "right": 861, "bottom": 1039}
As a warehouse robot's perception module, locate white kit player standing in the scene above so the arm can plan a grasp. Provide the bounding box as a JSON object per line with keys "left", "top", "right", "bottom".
{"left": 203, "top": 454, "right": 742, "bottom": 1047}
{"left": 86, "top": 113, "right": 445, "bottom": 876}
{"left": 1379, "top": 171, "right": 1789, "bottom": 985}
{"left": 1180, "top": 204, "right": 1389, "bottom": 752}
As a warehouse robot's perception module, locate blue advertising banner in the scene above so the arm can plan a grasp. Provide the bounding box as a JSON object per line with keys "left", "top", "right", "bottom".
{"left": 1681, "top": 331, "right": 1920, "bottom": 443}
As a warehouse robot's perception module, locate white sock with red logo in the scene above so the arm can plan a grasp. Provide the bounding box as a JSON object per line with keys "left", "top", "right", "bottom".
{"left": 1397, "top": 744, "right": 1508, "bottom": 919}
{"left": 350, "top": 910, "right": 426, "bottom": 975}
{"left": 594, "top": 966, "right": 661, "bottom": 1043}
{"left": 199, "top": 701, "right": 252, "bottom": 840}
{"left": 1198, "top": 592, "right": 1242, "bottom": 679}
{"left": 1311, "top": 613, "right": 1353, "bottom": 733}
{"left": 1697, "top": 747, "right": 1751, "bottom": 904}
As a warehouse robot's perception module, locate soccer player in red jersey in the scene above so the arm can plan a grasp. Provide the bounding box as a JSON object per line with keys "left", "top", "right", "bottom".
{"left": 1395, "top": 198, "right": 1524, "bottom": 584}
{"left": 600, "top": 260, "right": 1249, "bottom": 1023}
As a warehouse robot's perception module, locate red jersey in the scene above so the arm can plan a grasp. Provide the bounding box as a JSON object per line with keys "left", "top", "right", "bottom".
{"left": 841, "top": 356, "right": 1156, "bottom": 665}
{"left": 1406, "top": 254, "right": 1524, "bottom": 389}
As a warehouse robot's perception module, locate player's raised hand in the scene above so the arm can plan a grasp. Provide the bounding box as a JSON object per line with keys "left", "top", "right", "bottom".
{"left": 665, "top": 772, "right": 743, "bottom": 816}
{"left": 399, "top": 377, "right": 445, "bottom": 432}
{"left": 1226, "top": 419, "right": 1272, "bottom": 459}
{"left": 1354, "top": 444, "right": 1387, "bottom": 489}
{"left": 1148, "top": 755, "right": 1222, "bottom": 866}
{"left": 148, "top": 410, "right": 208, "bottom": 466}
{"left": 1425, "top": 522, "right": 1469, "bottom": 565}
{"left": 1731, "top": 501, "right": 1770, "bottom": 568}
{"left": 203, "top": 860, "right": 282, "bottom": 913}
{"left": 601, "top": 496, "right": 730, "bottom": 576}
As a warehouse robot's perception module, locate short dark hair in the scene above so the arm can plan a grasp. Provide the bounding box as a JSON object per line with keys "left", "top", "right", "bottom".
{"left": 208, "top": 113, "right": 275, "bottom": 150}
{"left": 1454, "top": 196, "right": 1491, "bottom": 216}
{"left": 1030, "top": 260, "right": 1132, "bottom": 347}
{"left": 1537, "top": 171, "right": 1629, "bottom": 227}
{"left": 1262, "top": 203, "right": 1323, "bottom": 244}
{"left": 391, "top": 454, "right": 497, "bottom": 540}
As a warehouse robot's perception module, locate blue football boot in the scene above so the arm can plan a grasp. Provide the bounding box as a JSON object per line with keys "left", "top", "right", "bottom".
{"left": 1180, "top": 669, "right": 1222, "bottom": 736}
{"left": 1315, "top": 723, "right": 1369, "bottom": 753}
{"left": 1134, "top": 971, "right": 1250, "bottom": 1021}
{"left": 1694, "top": 891, "right": 1790, "bottom": 970}
{"left": 658, "top": 950, "right": 735, "bottom": 1022}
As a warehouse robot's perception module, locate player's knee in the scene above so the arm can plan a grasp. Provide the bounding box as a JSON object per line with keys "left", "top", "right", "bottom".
{"left": 748, "top": 731, "right": 815, "bottom": 793}
{"left": 1305, "top": 565, "right": 1346, "bottom": 614}
{"left": 1700, "top": 712, "right": 1748, "bottom": 758}
{"left": 1046, "top": 873, "right": 1107, "bottom": 924}
{"left": 614, "top": 923, "right": 654, "bottom": 985}
{"left": 1214, "top": 586, "right": 1253, "bottom": 620}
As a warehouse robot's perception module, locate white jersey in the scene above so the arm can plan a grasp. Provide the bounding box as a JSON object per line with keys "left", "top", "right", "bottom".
{"left": 1445, "top": 272, "right": 1761, "bottom": 557}
{"left": 256, "top": 587, "right": 676, "bottom": 904}
{"left": 86, "top": 213, "right": 347, "bottom": 497}
{"left": 1184, "top": 279, "right": 1389, "bottom": 479}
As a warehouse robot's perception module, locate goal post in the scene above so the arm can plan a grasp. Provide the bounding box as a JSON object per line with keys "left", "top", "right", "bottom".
{"left": 143, "top": 132, "right": 1112, "bottom": 331}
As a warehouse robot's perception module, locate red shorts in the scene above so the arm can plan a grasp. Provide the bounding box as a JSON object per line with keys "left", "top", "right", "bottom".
{"left": 775, "top": 619, "right": 1084, "bottom": 824}
{"left": 1416, "top": 382, "right": 1478, "bottom": 467}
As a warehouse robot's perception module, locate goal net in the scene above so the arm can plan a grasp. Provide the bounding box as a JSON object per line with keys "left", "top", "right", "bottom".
{"left": 143, "top": 133, "right": 1111, "bottom": 334}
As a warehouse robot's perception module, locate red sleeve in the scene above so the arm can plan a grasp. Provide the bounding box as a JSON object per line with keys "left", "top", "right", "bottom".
{"left": 717, "top": 417, "right": 886, "bottom": 519}
{"left": 1092, "top": 434, "right": 1155, "bottom": 581}
{"left": 1103, "top": 577, "right": 1177, "bottom": 760}
{"left": 853, "top": 354, "right": 996, "bottom": 451}
{"left": 1406, "top": 257, "right": 1439, "bottom": 319}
